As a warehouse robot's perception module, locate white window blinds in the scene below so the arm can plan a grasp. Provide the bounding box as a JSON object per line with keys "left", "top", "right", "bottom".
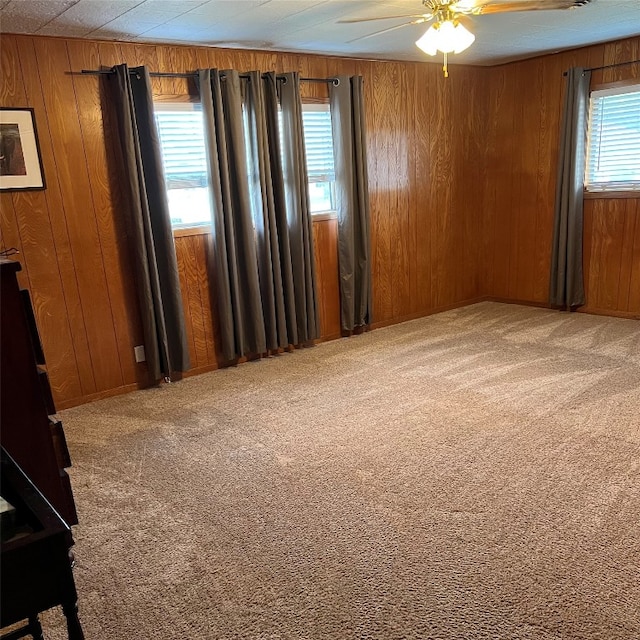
{"left": 154, "top": 103, "right": 211, "bottom": 228}
{"left": 301, "top": 105, "right": 335, "bottom": 184}
{"left": 154, "top": 105, "right": 208, "bottom": 190}
{"left": 585, "top": 84, "right": 640, "bottom": 193}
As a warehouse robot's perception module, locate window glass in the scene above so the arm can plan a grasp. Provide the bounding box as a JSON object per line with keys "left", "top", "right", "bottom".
{"left": 585, "top": 84, "right": 640, "bottom": 193}
{"left": 278, "top": 103, "right": 336, "bottom": 214}
{"left": 155, "top": 99, "right": 337, "bottom": 229}
{"left": 302, "top": 104, "right": 336, "bottom": 214}
{"left": 154, "top": 103, "right": 211, "bottom": 228}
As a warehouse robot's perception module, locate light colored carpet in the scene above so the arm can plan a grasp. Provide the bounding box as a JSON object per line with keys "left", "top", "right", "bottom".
{"left": 43, "top": 302, "right": 640, "bottom": 639}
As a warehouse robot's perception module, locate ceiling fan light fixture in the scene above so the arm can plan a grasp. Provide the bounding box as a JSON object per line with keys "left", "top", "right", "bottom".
{"left": 415, "top": 19, "right": 475, "bottom": 56}
{"left": 450, "top": 21, "right": 475, "bottom": 54}
{"left": 415, "top": 25, "right": 439, "bottom": 55}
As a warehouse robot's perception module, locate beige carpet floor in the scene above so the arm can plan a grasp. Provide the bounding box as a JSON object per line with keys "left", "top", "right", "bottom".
{"left": 42, "top": 302, "right": 640, "bottom": 639}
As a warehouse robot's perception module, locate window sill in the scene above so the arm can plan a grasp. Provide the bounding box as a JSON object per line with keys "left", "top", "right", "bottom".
{"left": 312, "top": 211, "right": 338, "bottom": 222}
{"left": 172, "top": 225, "right": 212, "bottom": 238}
{"left": 173, "top": 214, "right": 337, "bottom": 237}
{"left": 584, "top": 191, "right": 640, "bottom": 200}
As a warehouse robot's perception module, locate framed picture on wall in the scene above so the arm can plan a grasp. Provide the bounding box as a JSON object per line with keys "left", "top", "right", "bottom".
{"left": 0, "top": 107, "right": 46, "bottom": 191}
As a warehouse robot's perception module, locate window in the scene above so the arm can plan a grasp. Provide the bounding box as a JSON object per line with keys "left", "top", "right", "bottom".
{"left": 155, "top": 100, "right": 336, "bottom": 229}
{"left": 301, "top": 104, "right": 336, "bottom": 214}
{"left": 277, "top": 103, "right": 336, "bottom": 214}
{"left": 154, "top": 102, "right": 211, "bottom": 228}
{"left": 585, "top": 84, "right": 640, "bottom": 193}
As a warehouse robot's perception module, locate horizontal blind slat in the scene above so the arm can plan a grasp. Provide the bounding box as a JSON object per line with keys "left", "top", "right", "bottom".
{"left": 155, "top": 110, "right": 209, "bottom": 186}
{"left": 585, "top": 85, "right": 640, "bottom": 191}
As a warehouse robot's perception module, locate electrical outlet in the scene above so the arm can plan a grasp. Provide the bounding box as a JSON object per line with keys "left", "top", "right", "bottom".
{"left": 134, "top": 345, "right": 146, "bottom": 363}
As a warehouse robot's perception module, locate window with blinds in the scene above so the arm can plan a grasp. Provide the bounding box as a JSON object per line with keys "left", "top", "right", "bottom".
{"left": 155, "top": 101, "right": 336, "bottom": 228}
{"left": 277, "top": 103, "right": 336, "bottom": 214}
{"left": 154, "top": 103, "right": 212, "bottom": 228}
{"left": 301, "top": 104, "right": 336, "bottom": 214}
{"left": 585, "top": 84, "right": 640, "bottom": 193}
{"left": 301, "top": 105, "right": 335, "bottom": 183}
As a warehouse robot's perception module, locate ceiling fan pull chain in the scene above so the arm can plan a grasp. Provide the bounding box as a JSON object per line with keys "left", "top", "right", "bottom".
{"left": 443, "top": 51, "right": 449, "bottom": 78}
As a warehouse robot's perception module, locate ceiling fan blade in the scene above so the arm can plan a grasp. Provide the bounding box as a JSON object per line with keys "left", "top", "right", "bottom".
{"left": 461, "top": 0, "right": 592, "bottom": 14}
{"left": 347, "top": 18, "right": 431, "bottom": 43}
{"left": 338, "top": 13, "right": 432, "bottom": 24}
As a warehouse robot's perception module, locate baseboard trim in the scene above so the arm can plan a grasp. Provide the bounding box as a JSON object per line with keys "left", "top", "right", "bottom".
{"left": 370, "top": 296, "right": 488, "bottom": 331}
{"left": 485, "top": 296, "right": 551, "bottom": 310}
{"left": 180, "top": 363, "right": 220, "bottom": 378}
{"left": 56, "top": 382, "right": 143, "bottom": 411}
{"left": 578, "top": 307, "right": 640, "bottom": 320}
{"left": 316, "top": 332, "right": 343, "bottom": 343}
{"left": 485, "top": 296, "right": 639, "bottom": 320}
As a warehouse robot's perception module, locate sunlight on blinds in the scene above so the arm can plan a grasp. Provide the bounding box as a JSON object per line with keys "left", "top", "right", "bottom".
{"left": 585, "top": 84, "right": 640, "bottom": 193}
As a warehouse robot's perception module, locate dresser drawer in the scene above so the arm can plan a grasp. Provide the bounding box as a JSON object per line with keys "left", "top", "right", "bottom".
{"left": 49, "top": 418, "right": 71, "bottom": 469}
{"left": 37, "top": 367, "right": 56, "bottom": 416}
{"left": 58, "top": 469, "right": 79, "bottom": 525}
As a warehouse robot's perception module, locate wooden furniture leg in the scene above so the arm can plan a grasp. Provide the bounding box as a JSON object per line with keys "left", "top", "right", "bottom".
{"left": 0, "top": 616, "right": 43, "bottom": 640}
{"left": 62, "top": 602, "right": 84, "bottom": 640}
{"left": 28, "top": 617, "right": 44, "bottom": 640}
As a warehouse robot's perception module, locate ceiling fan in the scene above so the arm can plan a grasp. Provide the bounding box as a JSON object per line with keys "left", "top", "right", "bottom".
{"left": 339, "top": 0, "right": 593, "bottom": 76}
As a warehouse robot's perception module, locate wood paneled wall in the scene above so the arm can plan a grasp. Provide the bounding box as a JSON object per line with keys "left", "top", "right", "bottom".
{"left": 482, "top": 37, "right": 640, "bottom": 317}
{"left": 2, "top": 33, "right": 637, "bottom": 409}
{"left": 0, "top": 34, "right": 485, "bottom": 408}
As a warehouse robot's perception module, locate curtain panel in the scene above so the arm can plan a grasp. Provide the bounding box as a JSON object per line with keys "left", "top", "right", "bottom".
{"left": 278, "top": 72, "right": 320, "bottom": 344}
{"left": 549, "top": 67, "right": 592, "bottom": 309}
{"left": 106, "top": 64, "right": 190, "bottom": 381}
{"left": 198, "top": 69, "right": 319, "bottom": 361}
{"left": 198, "top": 68, "right": 266, "bottom": 361}
{"left": 330, "top": 76, "right": 373, "bottom": 331}
{"left": 245, "top": 70, "right": 294, "bottom": 350}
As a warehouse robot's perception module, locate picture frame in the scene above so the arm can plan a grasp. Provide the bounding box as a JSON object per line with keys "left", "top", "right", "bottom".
{"left": 0, "top": 107, "right": 46, "bottom": 191}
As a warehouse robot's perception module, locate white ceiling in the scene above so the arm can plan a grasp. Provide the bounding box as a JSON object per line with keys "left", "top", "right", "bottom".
{"left": 0, "top": 0, "right": 639, "bottom": 66}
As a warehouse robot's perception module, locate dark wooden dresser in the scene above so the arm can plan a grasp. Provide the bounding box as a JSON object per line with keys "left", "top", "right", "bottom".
{"left": 1, "top": 447, "right": 84, "bottom": 639}
{"left": 0, "top": 258, "right": 77, "bottom": 525}
{"left": 1, "top": 258, "right": 84, "bottom": 638}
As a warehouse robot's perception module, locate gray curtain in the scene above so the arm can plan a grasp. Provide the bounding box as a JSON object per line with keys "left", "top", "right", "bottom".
{"left": 245, "top": 71, "right": 292, "bottom": 350}
{"left": 330, "top": 75, "right": 372, "bottom": 331}
{"left": 107, "top": 64, "right": 190, "bottom": 381}
{"left": 549, "top": 67, "right": 592, "bottom": 308}
{"left": 199, "top": 69, "right": 319, "bottom": 359}
{"left": 198, "top": 69, "right": 266, "bottom": 361}
{"left": 279, "top": 72, "right": 320, "bottom": 344}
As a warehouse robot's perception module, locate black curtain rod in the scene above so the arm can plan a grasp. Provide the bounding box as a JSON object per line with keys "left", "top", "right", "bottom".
{"left": 563, "top": 58, "right": 640, "bottom": 76}
{"left": 80, "top": 68, "right": 340, "bottom": 85}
